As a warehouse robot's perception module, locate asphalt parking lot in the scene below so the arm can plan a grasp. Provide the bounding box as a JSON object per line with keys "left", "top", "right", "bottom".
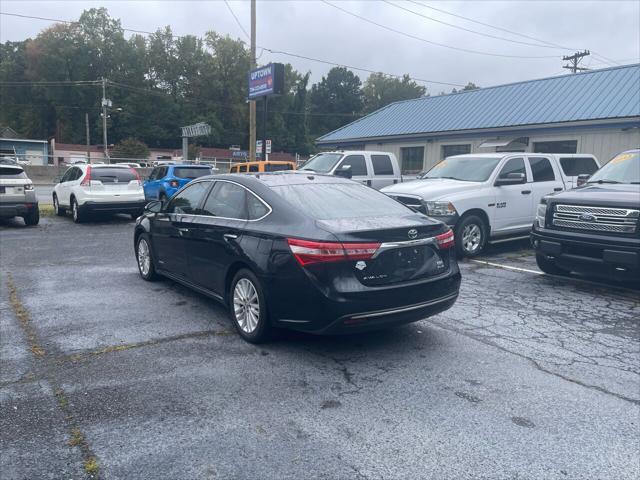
{"left": 1, "top": 215, "right": 638, "bottom": 480}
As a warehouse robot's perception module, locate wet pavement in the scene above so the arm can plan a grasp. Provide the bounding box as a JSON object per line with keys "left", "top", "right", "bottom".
{"left": 1, "top": 216, "right": 638, "bottom": 479}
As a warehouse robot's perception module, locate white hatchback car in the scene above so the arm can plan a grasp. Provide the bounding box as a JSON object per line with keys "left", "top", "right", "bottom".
{"left": 53, "top": 164, "right": 146, "bottom": 223}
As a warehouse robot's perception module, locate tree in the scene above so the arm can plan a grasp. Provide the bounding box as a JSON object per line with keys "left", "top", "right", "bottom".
{"left": 111, "top": 138, "right": 150, "bottom": 160}
{"left": 362, "top": 73, "right": 426, "bottom": 113}
{"left": 309, "top": 67, "right": 363, "bottom": 138}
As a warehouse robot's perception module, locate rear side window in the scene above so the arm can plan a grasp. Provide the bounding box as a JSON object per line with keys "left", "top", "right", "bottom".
{"left": 265, "top": 163, "right": 292, "bottom": 172}
{"left": 272, "top": 183, "right": 410, "bottom": 220}
{"left": 249, "top": 164, "right": 259, "bottom": 172}
{"left": 560, "top": 157, "right": 599, "bottom": 176}
{"left": 201, "top": 181, "right": 247, "bottom": 219}
{"left": 339, "top": 155, "right": 367, "bottom": 176}
{"left": 0, "top": 167, "right": 27, "bottom": 179}
{"left": 173, "top": 167, "right": 211, "bottom": 179}
{"left": 371, "top": 155, "right": 394, "bottom": 175}
{"left": 528, "top": 157, "right": 555, "bottom": 182}
{"left": 166, "top": 182, "right": 209, "bottom": 214}
{"left": 91, "top": 168, "right": 137, "bottom": 183}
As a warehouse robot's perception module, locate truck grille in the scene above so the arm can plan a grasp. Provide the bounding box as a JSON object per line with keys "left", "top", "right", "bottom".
{"left": 552, "top": 204, "right": 639, "bottom": 234}
{"left": 389, "top": 195, "right": 425, "bottom": 214}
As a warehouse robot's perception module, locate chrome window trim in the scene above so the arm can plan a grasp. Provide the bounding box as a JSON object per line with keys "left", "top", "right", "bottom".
{"left": 188, "top": 178, "right": 273, "bottom": 222}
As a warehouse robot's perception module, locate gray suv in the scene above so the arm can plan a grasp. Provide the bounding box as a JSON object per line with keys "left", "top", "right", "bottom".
{"left": 0, "top": 161, "right": 39, "bottom": 225}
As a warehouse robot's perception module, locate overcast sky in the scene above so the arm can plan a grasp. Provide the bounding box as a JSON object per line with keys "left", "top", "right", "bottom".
{"left": 1, "top": 0, "right": 639, "bottom": 93}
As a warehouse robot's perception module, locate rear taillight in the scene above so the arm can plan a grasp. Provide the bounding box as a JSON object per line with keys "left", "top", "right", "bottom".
{"left": 287, "top": 238, "right": 380, "bottom": 266}
{"left": 435, "top": 229, "right": 455, "bottom": 249}
{"left": 80, "top": 166, "right": 92, "bottom": 186}
{"left": 130, "top": 168, "right": 141, "bottom": 185}
{"left": 169, "top": 180, "right": 179, "bottom": 188}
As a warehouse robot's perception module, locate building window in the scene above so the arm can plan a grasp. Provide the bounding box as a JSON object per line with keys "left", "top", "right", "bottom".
{"left": 400, "top": 147, "right": 424, "bottom": 174}
{"left": 442, "top": 144, "right": 471, "bottom": 159}
{"left": 533, "top": 140, "right": 577, "bottom": 154}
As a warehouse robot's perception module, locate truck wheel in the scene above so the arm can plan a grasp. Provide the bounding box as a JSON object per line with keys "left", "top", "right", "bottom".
{"left": 23, "top": 207, "right": 39, "bottom": 226}
{"left": 535, "top": 253, "right": 569, "bottom": 276}
{"left": 455, "top": 215, "right": 487, "bottom": 257}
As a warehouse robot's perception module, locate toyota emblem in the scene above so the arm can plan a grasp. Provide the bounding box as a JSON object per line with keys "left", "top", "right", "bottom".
{"left": 408, "top": 229, "right": 418, "bottom": 239}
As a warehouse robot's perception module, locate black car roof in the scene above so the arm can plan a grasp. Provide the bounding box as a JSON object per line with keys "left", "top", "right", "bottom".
{"left": 207, "top": 171, "right": 353, "bottom": 187}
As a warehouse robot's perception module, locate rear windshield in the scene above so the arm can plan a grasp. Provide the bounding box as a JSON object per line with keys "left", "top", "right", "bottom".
{"left": 559, "top": 157, "right": 599, "bottom": 176}
{"left": 0, "top": 167, "right": 27, "bottom": 179}
{"left": 92, "top": 168, "right": 137, "bottom": 183}
{"left": 271, "top": 183, "right": 411, "bottom": 220}
{"left": 174, "top": 167, "right": 211, "bottom": 179}
{"left": 265, "top": 163, "right": 292, "bottom": 172}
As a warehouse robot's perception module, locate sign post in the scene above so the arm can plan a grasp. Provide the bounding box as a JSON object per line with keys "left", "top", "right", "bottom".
{"left": 180, "top": 122, "right": 211, "bottom": 162}
{"left": 248, "top": 63, "right": 284, "bottom": 163}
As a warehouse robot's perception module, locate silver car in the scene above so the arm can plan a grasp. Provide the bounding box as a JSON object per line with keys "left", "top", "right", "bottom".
{"left": 0, "top": 161, "right": 39, "bottom": 225}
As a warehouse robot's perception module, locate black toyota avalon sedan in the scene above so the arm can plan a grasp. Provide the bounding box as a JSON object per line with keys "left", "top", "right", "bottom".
{"left": 134, "top": 172, "right": 461, "bottom": 343}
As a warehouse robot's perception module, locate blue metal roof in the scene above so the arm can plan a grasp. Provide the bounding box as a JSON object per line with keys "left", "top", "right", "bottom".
{"left": 317, "top": 64, "right": 640, "bottom": 144}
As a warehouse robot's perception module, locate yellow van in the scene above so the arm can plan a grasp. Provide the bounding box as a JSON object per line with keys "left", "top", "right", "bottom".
{"left": 229, "top": 161, "right": 296, "bottom": 174}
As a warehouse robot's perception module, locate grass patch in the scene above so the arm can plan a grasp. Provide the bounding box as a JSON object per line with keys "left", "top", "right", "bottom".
{"left": 84, "top": 456, "right": 99, "bottom": 476}
{"left": 6, "top": 274, "right": 45, "bottom": 357}
{"left": 38, "top": 204, "right": 55, "bottom": 217}
{"left": 68, "top": 427, "right": 84, "bottom": 447}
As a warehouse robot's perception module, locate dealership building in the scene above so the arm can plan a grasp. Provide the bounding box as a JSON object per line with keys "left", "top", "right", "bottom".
{"left": 316, "top": 64, "right": 640, "bottom": 174}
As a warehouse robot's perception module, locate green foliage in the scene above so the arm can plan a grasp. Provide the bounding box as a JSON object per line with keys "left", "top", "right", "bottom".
{"left": 111, "top": 138, "right": 150, "bottom": 159}
{"left": 362, "top": 73, "right": 426, "bottom": 114}
{"left": 0, "top": 8, "right": 478, "bottom": 155}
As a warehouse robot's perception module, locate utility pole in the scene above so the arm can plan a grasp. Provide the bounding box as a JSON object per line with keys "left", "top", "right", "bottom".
{"left": 85, "top": 113, "right": 90, "bottom": 163}
{"left": 249, "top": 0, "right": 257, "bottom": 162}
{"left": 101, "top": 77, "right": 111, "bottom": 163}
{"left": 563, "top": 50, "right": 590, "bottom": 73}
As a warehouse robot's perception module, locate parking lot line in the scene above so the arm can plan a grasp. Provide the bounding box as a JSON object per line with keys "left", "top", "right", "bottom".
{"left": 470, "top": 259, "right": 543, "bottom": 275}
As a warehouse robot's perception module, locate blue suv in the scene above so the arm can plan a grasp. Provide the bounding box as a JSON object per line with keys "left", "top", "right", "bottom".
{"left": 144, "top": 164, "right": 212, "bottom": 202}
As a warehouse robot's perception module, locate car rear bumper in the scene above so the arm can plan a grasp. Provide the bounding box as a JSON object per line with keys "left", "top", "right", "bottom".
{"left": 79, "top": 200, "right": 146, "bottom": 214}
{"left": 531, "top": 227, "right": 640, "bottom": 281}
{"left": 267, "top": 267, "right": 461, "bottom": 334}
{"left": 0, "top": 202, "right": 38, "bottom": 218}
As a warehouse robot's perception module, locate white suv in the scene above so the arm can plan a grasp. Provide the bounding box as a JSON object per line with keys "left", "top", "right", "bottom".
{"left": 53, "top": 164, "right": 146, "bottom": 223}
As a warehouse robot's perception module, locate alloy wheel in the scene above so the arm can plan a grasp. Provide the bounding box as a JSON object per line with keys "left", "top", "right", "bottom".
{"left": 462, "top": 223, "right": 482, "bottom": 254}
{"left": 233, "top": 278, "right": 260, "bottom": 333}
{"left": 137, "top": 239, "right": 151, "bottom": 276}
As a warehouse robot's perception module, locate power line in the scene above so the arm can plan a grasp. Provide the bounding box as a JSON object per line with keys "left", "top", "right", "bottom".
{"left": 406, "top": 1, "right": 619, "bottom": 67}
{"left": 321, "top": 0, "right": 558, "bottom": 59}
{"left": 382, "top": 0, "right": 564, "bottom": 50}
{"left": 0, "top": 10, "right": 462, "bottom": 88}
{"left": 223, "top": 0, "right": 250, "bottom": 41}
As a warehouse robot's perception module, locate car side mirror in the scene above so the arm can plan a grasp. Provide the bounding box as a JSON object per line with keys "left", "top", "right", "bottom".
{"left": 577, "top": 174, "right": 590, "bottom": 187}
{"left": 144, "top": 200, "right": 163, "bottom": 213}
{"left": 335, "top": 165, "right": 353, "bottom": 179}
{"left": 495, "top": 172, "right": 526, "bottom": 186}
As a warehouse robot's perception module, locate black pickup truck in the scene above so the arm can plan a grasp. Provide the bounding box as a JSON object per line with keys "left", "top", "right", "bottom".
{"left": 531, "top": 149, "right": 640, "bottom": 283}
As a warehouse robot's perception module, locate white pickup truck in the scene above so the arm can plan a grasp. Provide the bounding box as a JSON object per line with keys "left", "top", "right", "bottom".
{"left": 299, "top": 150, "right": 402, "bottom": 190}
{"left": 382, "top": 153, "right": 600, "bottom": 257}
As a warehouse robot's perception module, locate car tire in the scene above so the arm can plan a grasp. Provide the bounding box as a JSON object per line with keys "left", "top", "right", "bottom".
{"left": 455, "top": 214, "right": 488, "bottom": 257}
{"left": 53, "top": 194, "right": 66, "bottom": 216}
{"left": 23, "top": 207, "right": 39, "bottom": 226}
{"left": 535, "top": 253, "right": 570, "bottom": 276}
{"left": 71, "top": 198, "right": 85, "bottom": 224}
{"left": 135, "top": 233, "right": 158, "bottom": 281}
{"left": 229, "top": 269, "right": 271, "bottom": 344}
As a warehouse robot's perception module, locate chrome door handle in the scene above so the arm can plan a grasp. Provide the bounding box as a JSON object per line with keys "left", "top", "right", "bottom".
{"left": 177, "top": 228, "right": 189, "bottom": 235}
{"left": 521, "top": 190, "right": 531, "bottom": 195}
{"left": 223, "top": 233, "right": 238, "bottom": 240}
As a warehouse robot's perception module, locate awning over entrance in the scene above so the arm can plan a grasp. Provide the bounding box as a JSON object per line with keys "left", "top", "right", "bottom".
{"left": 479, "top": 137, "right": 529, "bottom": 150}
